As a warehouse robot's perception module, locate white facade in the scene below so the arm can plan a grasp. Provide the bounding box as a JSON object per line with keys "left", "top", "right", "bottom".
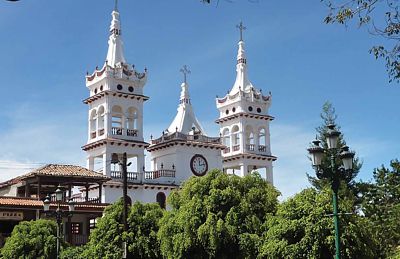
{"left": 82, "top": 7, "right": 276, "bottom": 206}
{"left": 148, "top": 76, "right": 223, "bottom": 185}
{"left": 215, "top": 37, "right": 276, "bottom": 182}
{"left": 82, "top": 6, "right": 176, "bottom": 206}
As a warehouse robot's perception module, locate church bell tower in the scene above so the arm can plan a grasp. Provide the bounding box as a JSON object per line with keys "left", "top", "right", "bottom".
{"left": 82, "top": 4, "right": 149, "bottom": 202}
{"left": 216, "top": 22, "right": 277, "bottom": 183}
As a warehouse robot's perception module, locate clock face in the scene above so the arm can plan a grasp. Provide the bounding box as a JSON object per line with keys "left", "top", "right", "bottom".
{"left": 190, "top": 154, "right": 208, "bottom": 176}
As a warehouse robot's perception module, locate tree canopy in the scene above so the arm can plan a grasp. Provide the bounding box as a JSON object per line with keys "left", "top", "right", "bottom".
{"left": 1, "top": 219, "right": 59, "bottom": 259}
{"left": 260, "top": 188, "right": 379, "bottom": 259}
{"left": 158, "top": 169, "right": 280, "bottom": 259}
{"left": 321, "top": 0, "right": 400, "bottom": 82}
{"left": 81, "top": 199, "right": 164, "bottom": 259}
{"left": 357, "top": 159, "right": 400, "bottom": 257}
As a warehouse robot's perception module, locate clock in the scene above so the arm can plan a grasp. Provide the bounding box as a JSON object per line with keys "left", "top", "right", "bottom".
{"left": 190, "top": 154, "right": 208, "bottom": 176}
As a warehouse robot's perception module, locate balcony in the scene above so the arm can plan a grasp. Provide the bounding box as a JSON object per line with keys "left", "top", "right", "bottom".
{"left": 233, "top": 145, "right": 240, "bottom": 152}
{"left": 246, "top": 144, "right": 255, "bottom": 152}
{"left": 110, "top": 170, "right": 139, "bottom": 182}
{"left": 110, "top": 170, "right": 176, "bottom": 184}
{"left": 111, "top": 127, "right": 123, "bottom": 136}
{"left": 98, "top": 128, "right": 105, "bottom": 136}
{"left": 49, "top": 195, "right": 100, "bottom": 204}
{"left": 258, "top": 145, "right": 267, "bottom": 153}
{"left": 223, "top": 147, "right": 230, "bottom": 154}
{"left": 151, "top": 132, "right": 220, "bottom": 145}
{"left": 145, "top": 169, "right": 175, "bottom": 179}
{"left": 127, "top": 129, "right": 138, "bottom": 137}
{"left": 90, "top": 131, "right": 96, "bottom": 139}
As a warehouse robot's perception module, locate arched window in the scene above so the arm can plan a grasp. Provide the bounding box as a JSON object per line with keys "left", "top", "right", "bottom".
{"left": 98, "top": 106, "right": 105, "bottom": 136}
{"left": 245, "top": 126, "right": 254, "bottom": 152}
{"left": 156, "top": 192, "right": 166, "bottom": 209}
{"left": 111, "top": 106, "right": 123, "bottom": 135}
{"left": 126, "top": 107, "right": 138, "bottom": 129}
{"left": 90, "top": 109, "right": 97, "bottom": 139}
{"left": 126, "top": 107, "right": 138, "bottom": 137}
{"left": 232, "top": 125, "right": 240, "bottom": 151}
{"left": 258, "top": 128, "right": 266, "bottom": 152}
{"left": 222, "top": 128, "right": 230, "bottom": 146}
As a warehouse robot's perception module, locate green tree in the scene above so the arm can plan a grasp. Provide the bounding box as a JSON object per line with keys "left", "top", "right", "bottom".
{"left": 307, "top": 101, "right": 362, "bottom": 191}
{"left": 82, "top": 199, "right": 164, "bottom": 259}
{"left": 1, "top": 219, "right": 60, "bottom": 259}
{"left": 358, "top": 159, "right": 400, "bottom": 257}
{"left": 158, "top": 169, "right": 280, "bottom": 259}
{"left": 126, "top": 202, "right": 164, "bottom": 258}
{"left": 82, "top": 199, "right": 125, "bottom": 259}
{"left": 321, "top": 0, "right": 400, "bottom": 82}
{"left": 260, "top": 188, "right": 379, "bottom": 259}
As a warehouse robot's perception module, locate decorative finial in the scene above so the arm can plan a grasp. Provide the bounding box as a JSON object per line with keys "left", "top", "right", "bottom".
{"left": 114, "top": 0, "right": 118, "bottom": 11}
{"left": 180, "top": 65, "right": 191, "bottom": 83}
{"left": 236, "top": 21, "right": 246, "bottom": 42}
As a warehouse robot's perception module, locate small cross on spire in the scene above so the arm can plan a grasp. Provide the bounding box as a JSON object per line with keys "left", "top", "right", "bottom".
{"left": 180, "top": 65, "right": 191, "bottom": 83}
{"left": 114, "top": 0, "right": 118, "bottom": 11}
{"left": 236, "top": 21, "right": 246, "bottom": 41}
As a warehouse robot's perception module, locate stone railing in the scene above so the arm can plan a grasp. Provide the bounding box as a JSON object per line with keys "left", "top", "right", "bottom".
{"left": 151, "top": 132, "right": 220, "bottom": 145}
{"left": 110, "top": 171, "right": 139, "bottom": 182}
{"left": 111, "top": 127, "right": 123, "bottom": 136}
{"left": 145, "top": 169, "right": 175, "bottom": 179}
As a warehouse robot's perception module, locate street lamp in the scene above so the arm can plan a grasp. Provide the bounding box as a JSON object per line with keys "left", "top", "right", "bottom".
{"left": 43, "top": 185, "right": 75, "bottom": 259}
{"left": 307, "top": 124, "right": 354, "bottom": 259}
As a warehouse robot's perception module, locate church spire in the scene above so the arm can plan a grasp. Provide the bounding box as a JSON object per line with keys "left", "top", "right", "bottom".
{"left": 167, "top": 66, "right": 205, "bottom": 135}
{"left": 105, "top": 2, "right": 126, "bottom": 68}
{"left": 229, "top": 21, "right": 253, "bottom": 95}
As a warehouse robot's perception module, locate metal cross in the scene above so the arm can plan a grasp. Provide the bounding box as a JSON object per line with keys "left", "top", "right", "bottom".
{"left": 180, "top": 65, "right": 191, "bottom": 83}
{"left": 236, "top": 21, "right": 246, "bottom": 41}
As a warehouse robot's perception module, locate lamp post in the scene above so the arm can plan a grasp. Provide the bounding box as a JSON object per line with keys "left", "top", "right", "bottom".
{"left": 307, "top": 124, "right": 354, "bottom": 259}
{"left": 43, "top": 185, "right": 75, "bottom": 259}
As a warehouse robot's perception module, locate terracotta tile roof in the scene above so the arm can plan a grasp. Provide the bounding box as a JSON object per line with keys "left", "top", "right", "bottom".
{"left": 20, "top": 164, "right": 110, "bottom": 181}
{"left": 0, "top": 197, "right": 43, "bottom": 207}
{"left": 0, "top": 164, "right": 110, "bottom": 189}
{"left": 0, "top": 196, "right": 109, "bottom": 210}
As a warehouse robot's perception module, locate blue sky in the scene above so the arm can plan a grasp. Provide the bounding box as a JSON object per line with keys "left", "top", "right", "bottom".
{"left": 0, "top": 0, "right": 398, "bottom": 199}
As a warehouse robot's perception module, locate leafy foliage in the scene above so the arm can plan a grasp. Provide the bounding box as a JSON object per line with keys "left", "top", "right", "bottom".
{"left": 321, "top": 0, "right": 400, "bottom": 82}
{"left": 126, "top": 202, "right": 164, "bottom": 258}
{"left": 60, "top": 245, "right": 85, "bottom": 259}
{"left": 358, "top": 159, "right": 400, "bottom": 257}
{"left": 1, "top": 219, "right": 59, "bottom": 259}
{"left": 307, "top": 102, "right": 361, "bottom": 191}
{"left": 158, "top": 169, "right": 280, "bottom": 259}
{"left": 82, "top": 199, "right": 164, "bottom": 259}
{"left": 260, "top": 188, "right": 379, "bottom": 259}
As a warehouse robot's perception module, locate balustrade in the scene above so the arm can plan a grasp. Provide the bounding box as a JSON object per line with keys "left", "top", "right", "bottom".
{"left": 127, "top": 129, "right": 138, "bottom": 137}
{"left": 98, "top": 128, "right": 105, "bottom": 136}
{"left": 258, "top": 145, "right": 267, "bottom": 153}
{"left": 110, "top": 170, "right": 139, "bottom": 181}
{"left": 233, "top": 145, "right": 240, "bottom": 151}
{"left": 246, "top": 144, "right": 255, "bottom": 152}
{"left": 90, "top": 131, "right": 96, "bottom": 139}
{"left": 223, "top": 147, "right": 230, "bottom": 154}
{"left": 145, "top": 169, "right": 175, "bottom": 179}
{"left": 111, "top": 127, "right": 123, "bottom": 135}
{"left": 151, "top": 132, "right": 221, "bottom": 145}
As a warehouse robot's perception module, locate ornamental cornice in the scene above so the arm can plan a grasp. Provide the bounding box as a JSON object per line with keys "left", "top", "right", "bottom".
{"left": 83, "top": 90, "right": 149, "bottom": 104}
{"left": 223, "top": 153, "right": 277, "bottom": 163}
{"left": 81, "top": 138, "right": 149, "bottom": 151}
{"left": 215, "top": 112, "right": 274, "bottom": 124}
{"left": 147, "top": 139, "right": 225, "bottom": 152}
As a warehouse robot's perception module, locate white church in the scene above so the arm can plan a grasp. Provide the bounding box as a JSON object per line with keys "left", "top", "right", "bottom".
{"left": 81, "top": 5, "right": 277, "bottom": 206}
{"left": 0, "top": 4, "right": 277, "bottom": 245}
